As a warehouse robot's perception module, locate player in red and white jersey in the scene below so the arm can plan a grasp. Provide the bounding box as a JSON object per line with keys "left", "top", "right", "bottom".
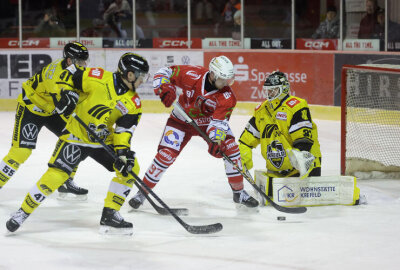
{"left": 128, "top": 56, "right": 259, "bottom": 209}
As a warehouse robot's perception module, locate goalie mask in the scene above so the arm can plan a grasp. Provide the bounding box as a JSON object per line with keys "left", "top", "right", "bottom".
{"left": 118, "top": 52, "right": 150, "bottom": 88}
{"left": 263, "top": 71, "right": 290, "bottom": 101}
{"left": 209, "top": 56, "right": 235, "bottom": 88}
{"left": 63, "top": 42, "right": 89, "bottom": 67}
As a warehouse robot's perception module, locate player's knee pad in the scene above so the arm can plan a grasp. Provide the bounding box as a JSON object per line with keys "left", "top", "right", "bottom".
{"left": 155, "top": 148, "right": 178, "bottom": 167}
{"left": 7, "top": 146, "right": 33, "bottom": 166}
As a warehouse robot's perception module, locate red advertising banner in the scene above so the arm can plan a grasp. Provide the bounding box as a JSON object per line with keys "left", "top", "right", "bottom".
{"left": 153, "top": 38, "right": 202, "bottom": 49}
{"left": 0, "top": 38, "right": 50, "bottom": 48}
{"left": 296, "top": 39, "right": 338, "bottom": 50}
{"left": 204, "top": 51, "right": 334, "bottom": 105}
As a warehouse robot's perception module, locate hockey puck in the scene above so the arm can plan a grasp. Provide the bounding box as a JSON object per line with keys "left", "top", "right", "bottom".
{"left": 277, "top": 216, "right": 286, "bottom": 221}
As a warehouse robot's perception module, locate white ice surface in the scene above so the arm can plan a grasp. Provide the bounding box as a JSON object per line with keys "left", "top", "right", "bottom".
{"left": 1, "top": 111, "right": 400, "bottom": 270}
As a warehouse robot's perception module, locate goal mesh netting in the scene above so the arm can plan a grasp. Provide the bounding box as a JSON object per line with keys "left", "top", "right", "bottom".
{"left": 341, "top": 64, "right": 400, "bottom": 178}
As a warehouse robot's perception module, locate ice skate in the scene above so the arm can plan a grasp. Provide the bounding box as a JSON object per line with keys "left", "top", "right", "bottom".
{"left": 57, "top": 178, "right": 88, "bottom": 201}
{"left": 128, "top": 190, "right": 146, "bottom": 209}
{"left": 6, "top": 208, "right": 30, "bottom": 233}
{"left": 233, "top": 189, "right": 259, "bottom": 208}
{"left": 99, "top": 207, "right": 133, "bottom": 236}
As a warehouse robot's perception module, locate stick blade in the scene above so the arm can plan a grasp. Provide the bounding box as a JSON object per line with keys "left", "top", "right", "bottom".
{"left": 274, "top": 203, "right": 307, "bottom": 214}
{"left": 186, "top": 223, "right": 223, "bottom": 234}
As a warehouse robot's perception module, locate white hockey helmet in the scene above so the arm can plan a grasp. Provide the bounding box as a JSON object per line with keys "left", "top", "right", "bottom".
{"left": 209, "top": 56, "right": 235, "bottom": 86}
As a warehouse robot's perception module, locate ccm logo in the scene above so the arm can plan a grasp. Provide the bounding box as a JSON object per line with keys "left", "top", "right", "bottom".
{"left": 8, "top": 40, "right": 40, "bottom": 46}
{"left": 305, "top": 41, "right": 329, "bottom": 49}
{"left": 161, "top": 40, "right": 191, "bottom": 47}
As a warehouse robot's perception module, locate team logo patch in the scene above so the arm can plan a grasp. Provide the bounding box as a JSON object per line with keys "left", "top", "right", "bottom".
{"left": 22, "top": 123, "right": 39, "bottom": 140}
{"left": 267, "top": 141, "right": 286, "bottom": 169}
{"left": 160, "top": 126, "right": 185, "bottom": 151}
{"left": 132, "top": 95, "right": 141, "bottom": 108}
{"left": 87, "top": 123, "right": 110, "bottom": 142}
{"left": 63, "top": 144, "right": 81, "bottom": 165}
{"left": 276, "top": 112, "right": 287, "bottom": 121}
{"left": 88, "top": 68, "right": 104, "bottom": 79}
{"left": 186, "top": 70, "right": 201, "bottom": 80}
{"left": 115, "top": 101, "right": 129, "bottom": 115}
{"left": 286, "top": 98, "right": 300, "bottom": 108}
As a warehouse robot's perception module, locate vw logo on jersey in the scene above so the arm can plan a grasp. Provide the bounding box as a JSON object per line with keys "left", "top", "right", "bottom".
{"left": 164, "top": 130, "right": 180, "bottom": 147}
{"left": 21, "top": 123, "right": 39, "bottom": 140}
{"left": 63, "top": 144, "right": 81, "bottom": 165}
{"left": 267, "top": 141, "right": 286, "bottom": 169}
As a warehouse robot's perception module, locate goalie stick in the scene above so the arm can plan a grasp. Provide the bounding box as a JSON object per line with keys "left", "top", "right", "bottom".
{"left": 174, "top": 102, "right": 307, "bottom": 214}
{"left": 72, "top": 113, "right": 222, "bottom": 234}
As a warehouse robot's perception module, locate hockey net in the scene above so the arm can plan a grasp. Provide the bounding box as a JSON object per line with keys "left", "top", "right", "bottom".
{"left": 341, "top": 64, "right": 400, "bottom": 179}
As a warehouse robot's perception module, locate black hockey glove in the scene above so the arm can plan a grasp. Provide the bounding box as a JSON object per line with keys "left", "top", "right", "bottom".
{"left": 52, "top": 90, "right": 79, "bottom": 116}
{"left": 114, "top": 149, "right": 136, "bottom": 177}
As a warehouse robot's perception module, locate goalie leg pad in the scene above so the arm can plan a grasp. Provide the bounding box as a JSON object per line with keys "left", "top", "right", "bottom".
{"left": 272, "top": 175, "right": 360, "bottom": 206}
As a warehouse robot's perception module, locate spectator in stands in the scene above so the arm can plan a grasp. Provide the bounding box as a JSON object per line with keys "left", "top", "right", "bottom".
{"left": 214, "top": 0, "right": 241, "bottom": 36}
{"left": 103, "top": 0, "right": 132, "bottom": 38}
{"left": 371, "top": 8, "right": 400, "bottom": 49}
{"left": 34, "top": 9, "right": 66, "bottom": 37}
{"left": 358, "top": 0, "right": 380, "bottom": 39}
{"left": 311, "top": 5, "right": 339, "bottom": 39}
{"left": 232, "top": 10, "right": 241, "bottom": 40}
{"left": 372, "top": 8, "right": 385, "bottom": 40}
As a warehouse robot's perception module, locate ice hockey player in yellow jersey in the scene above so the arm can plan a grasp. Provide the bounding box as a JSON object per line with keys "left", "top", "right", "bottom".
{"left": 239, "top": 71, "right": 322, "bottom": 195}
{"left": 0, "top": 42, "right": 89, "bottom": 198}
{"left": 6, "top": 52, "right": 150, "bottom": 236}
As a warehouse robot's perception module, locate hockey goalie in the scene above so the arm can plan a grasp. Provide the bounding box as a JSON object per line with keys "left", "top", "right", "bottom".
{"left": 238, "top": 71, "right": 363, "bottom": 207}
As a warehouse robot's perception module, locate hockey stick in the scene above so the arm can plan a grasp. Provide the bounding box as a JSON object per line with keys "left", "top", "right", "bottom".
{"left": 72, "top": 113, "right": 222, "bottom": 234}
{"left": 72, "top": 115, "right": 187, "bottom": 216}
{"left": 134, "top": 182, "right": 188, "bottom": 216}
{"left": 173, "top": 102, "right": 307, "bottom": 214}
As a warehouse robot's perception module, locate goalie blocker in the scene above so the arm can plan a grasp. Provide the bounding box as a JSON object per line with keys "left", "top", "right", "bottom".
{"left": 254, "top": 170, "right": 361, "bottom": 206}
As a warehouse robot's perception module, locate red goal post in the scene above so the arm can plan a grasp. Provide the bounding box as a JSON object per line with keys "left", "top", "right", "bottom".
{"left": 341, "top": 64, "right": 400, "bottom": 178}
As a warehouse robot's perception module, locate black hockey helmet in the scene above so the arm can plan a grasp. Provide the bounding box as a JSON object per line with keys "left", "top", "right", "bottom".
{"left": 263, "top": 71, "right": 290, "bottom": 101}
{"left": 63, "top": 42, "right": 89, "bottom": 66}
{"left": 118, "top": 52, "right": 149, "bottom": 82}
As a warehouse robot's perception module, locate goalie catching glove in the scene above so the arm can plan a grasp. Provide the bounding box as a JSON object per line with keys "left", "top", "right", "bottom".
{"left": 288, "top": 148, "right": 315, "bottom": 179}
{"left": 114, "top": 149, "right": 136, "bottom": 177}
{"left": 52, "top": 90, "right": 79, "bottom": 116}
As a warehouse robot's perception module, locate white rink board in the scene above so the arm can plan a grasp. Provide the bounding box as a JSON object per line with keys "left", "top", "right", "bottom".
{"left": 105, "top": 50, "right": 203, "bottom": 100}
{"left": 0, "top": 49, "right": 203, "bottom": 100}
{"left": 0, "top": 49, "right": 106, "bottom": 100}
